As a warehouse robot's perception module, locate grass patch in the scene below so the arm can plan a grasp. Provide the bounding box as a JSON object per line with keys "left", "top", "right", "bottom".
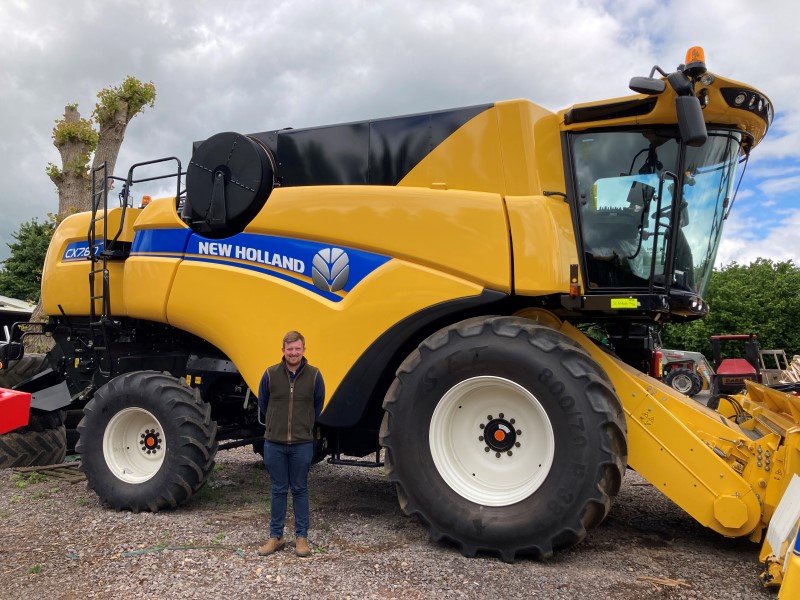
{"left": 194, "top": 484, "right": 231, "bottom": 506}
{"left": 11, "top": 472, "right": 46, "bottom": 488}
{"left": 28, "top": 486, "right": 60, "bottom": 501}
{"left": 27, "top": 564, "right": 42, "bottom": 574}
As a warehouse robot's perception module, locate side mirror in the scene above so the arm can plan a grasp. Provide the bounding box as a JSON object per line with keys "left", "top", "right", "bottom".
{"left": 629, "top": 77, "right": 666, "bottom": 95}
{"left": 675, "top": 96, "right": 707, "bottom": 147}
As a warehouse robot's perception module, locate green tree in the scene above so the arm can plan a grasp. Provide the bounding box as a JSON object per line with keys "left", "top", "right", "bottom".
{"left": 661, "top": 259, "right": 800, "bottom": 358}
{"left": 0, "top": 217, "right": 56, "bottom": 302}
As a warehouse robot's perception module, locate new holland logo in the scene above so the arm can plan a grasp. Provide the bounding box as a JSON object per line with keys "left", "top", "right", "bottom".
{"left": 312, "top": 248, "right": 350, "bottom": 293}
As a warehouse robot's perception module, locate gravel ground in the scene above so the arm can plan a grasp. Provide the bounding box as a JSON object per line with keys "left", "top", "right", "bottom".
{"left": 0, "top": 437, "right": 776, "bottom": 600}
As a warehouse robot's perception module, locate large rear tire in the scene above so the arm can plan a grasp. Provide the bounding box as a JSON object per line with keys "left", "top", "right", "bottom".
{"left": 380, "top": 316, "right": 627, "bottom": 561}
{"left": 76, "top": 371, "right": 218, "bottom": 512}
{"left": 0, "top": 353, "right": 67, "bottom": 468}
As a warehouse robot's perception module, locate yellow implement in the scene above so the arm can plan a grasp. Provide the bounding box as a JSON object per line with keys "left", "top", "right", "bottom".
{"left": 563, "top": 321, "right": 800, "bottom": 594}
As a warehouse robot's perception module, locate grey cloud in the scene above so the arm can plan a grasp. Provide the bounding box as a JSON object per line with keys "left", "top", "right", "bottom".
{"left": 1, "top": 0, "right": 798, "bottom": 266}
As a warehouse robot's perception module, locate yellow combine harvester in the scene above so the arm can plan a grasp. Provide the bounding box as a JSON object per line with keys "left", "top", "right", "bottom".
{"left": 2, "top": 47, "right": 799, "bottom": 595}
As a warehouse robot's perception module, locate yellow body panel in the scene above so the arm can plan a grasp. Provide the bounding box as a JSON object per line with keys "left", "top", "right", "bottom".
{"left": 123, "top": 257, "right": 182, "bottom": 322}
{"left": 494, "top": 101, "right": 565, "bottom": 196}
{"left": 246, "top": 185, "right": 512, "bottom": 292}
{"left": 132, "top": 196, "right": 185, "bottom": 230}
{"left": 167, "top": 258, "right": 485, "bottom": 398}
{"left": 506, "top": 195, "right": 579, "bottom": 294}
{"left": 42, "top": 207, "right": 141, "bottom": 316}
{"left": 397, "top": 99, "right": 563, "bottom": 197}
{"left": 124, "top": 197, "right": 190, "bottom": 321}
{"left": 44, "top": 189, "right": 509, "bottom": 400}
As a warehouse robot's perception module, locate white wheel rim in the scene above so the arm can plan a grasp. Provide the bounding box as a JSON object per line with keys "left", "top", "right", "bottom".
{"left": 103, "top": 407, "right": 166, "bottom": 484}
{"left": 429, "top": 376, "right": 555, "bottom": 506}
{"left": 671, "top": 374, "right": 693, "bottom": 394}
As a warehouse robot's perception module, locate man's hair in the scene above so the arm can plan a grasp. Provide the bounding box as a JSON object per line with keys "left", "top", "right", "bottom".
{"left": 283, "top": 330, "right": 305, "bottom": 347}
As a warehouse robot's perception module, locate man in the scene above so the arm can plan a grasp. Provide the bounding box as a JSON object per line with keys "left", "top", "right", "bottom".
{"left": 257, "top": 330, "right": 325, "bottom": 557}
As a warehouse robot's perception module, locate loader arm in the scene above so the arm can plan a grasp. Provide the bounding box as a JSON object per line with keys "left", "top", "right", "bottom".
{"left": 563, "top": 321, "right": 800, "bottom": 594}
{"left": 562, "top": 322, "right": 800, "bottom": 538}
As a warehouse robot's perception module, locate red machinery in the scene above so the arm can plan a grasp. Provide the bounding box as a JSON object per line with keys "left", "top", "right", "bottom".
{"left": 710, "top": 334, "right": 761, "bottom": 395}
{"left": 0, "top": 387, "right": 31, "bottom": 434}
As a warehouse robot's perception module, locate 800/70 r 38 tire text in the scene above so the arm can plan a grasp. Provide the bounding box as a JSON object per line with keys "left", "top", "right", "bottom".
{"left": 380, "top": 316, "right": 627, "bottom": 561}
{"left": 76, "top": 371, "right": 218, "bottom": 512}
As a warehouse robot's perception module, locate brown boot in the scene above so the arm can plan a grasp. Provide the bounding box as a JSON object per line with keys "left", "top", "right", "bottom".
{"left": 257, "top": 537, "right": 285, "bottom": 556}
{"left": 295, "top": 537, "right": 312, "bottom": 557}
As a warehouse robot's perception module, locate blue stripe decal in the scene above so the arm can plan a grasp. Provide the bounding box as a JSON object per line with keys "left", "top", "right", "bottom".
{"left": 129, "top": 228, "right": 391, "bottom": 303}
{"left": 794, "top": 526, "right": 800, "bottom": 555}
{"left": 131, "top": 228, "right": 192, "bottom": 255}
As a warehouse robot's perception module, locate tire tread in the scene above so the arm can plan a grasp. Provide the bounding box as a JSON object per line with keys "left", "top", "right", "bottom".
{"left": 380, "top": 316, "right": 627, "bottom": 561}
{"left": 76, "top": 371, "right": 218, "bottom": 512}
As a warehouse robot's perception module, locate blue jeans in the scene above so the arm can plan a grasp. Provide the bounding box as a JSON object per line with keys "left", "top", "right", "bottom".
{"left": 263, "top": 440, "right": 314, "bottom": 538}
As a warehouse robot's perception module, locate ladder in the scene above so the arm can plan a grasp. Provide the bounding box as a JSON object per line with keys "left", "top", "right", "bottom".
{"left": 85, "top": 158, "right": 185, "bottom": 377}
{"left": 86, "top": 163, "right": 118, "bottom": 377}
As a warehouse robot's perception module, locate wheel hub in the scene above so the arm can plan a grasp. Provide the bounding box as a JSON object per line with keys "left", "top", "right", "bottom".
{"left": 673, "top": 374, "right": 692, "bottom": 393}
{"left": 480, "top": 413, "right": 521, "bottom": 456}
{"left": 140, "top": 429, "right": 162, "bottom": 454}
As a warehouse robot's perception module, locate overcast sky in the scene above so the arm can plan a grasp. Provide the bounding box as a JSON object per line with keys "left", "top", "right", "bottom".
{"left": 1, "top": 0, "right": 798, "bottom": 268}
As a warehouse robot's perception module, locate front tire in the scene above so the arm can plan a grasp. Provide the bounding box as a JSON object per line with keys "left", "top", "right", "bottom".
{"left": 76, "top": 371, "right": 218, "bottom": 511}
{"left": 380, "top": 316, "right": 627, "bottom": 561}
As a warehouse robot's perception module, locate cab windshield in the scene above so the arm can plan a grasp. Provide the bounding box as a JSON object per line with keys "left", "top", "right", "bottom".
{"left": 571, "top": 129, "right": 742, "bottom": 299}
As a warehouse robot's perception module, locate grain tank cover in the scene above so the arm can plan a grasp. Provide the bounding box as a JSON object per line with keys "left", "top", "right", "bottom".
{"left": 184, "top": 132, "right": 275, "bottom": 237}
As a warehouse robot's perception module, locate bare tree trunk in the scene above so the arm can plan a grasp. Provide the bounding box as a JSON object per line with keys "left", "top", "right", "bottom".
{"left": 51, "top": 106, "right": 93, "bottom": 216}
{"left": 93, "top": 100, "right": 129, "bottom": 185}
{"left": 24, "top": 303, "right": 53, "bottom": 353}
